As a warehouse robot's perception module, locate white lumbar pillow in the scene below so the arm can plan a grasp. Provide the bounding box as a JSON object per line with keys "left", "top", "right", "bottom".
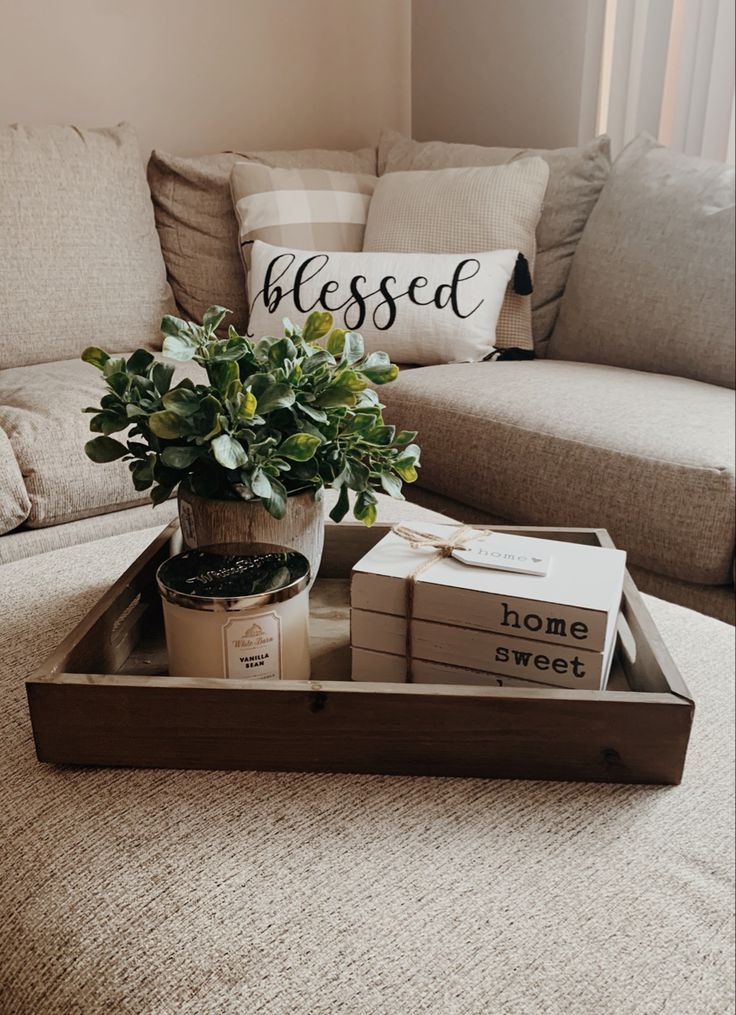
{"left": 246, "top": 240, "right": 519, "bottom": 365}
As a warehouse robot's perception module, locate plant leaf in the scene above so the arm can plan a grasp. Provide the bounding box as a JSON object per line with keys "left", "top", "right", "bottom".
{"left": 250, "top": 466, "right": 272, "bottom": 498}
{"left": 353, "top": 489, "right": 378, "bottom": 526}
{"left": 396, "top": 443, "right": 421, "bottom": 465}
{"left": 263, "top": 477, "right": 287, "bottom": 519}
{"left": 278, "top": 433, "right": 321, "bottom": 461}
{"left": 393, "top": 443, "right": 421, "bottom": 483}
{"left": 326, "top": 329, "right": 346, "bottom": 356}
{"left": 343, "top": 413, "right": 377, "bottom": 435}
{"left": 360, "top": 351, "right": 399, "bottom": 385}
{"left": 380, "top": 472, "right": 404, "bottom": 499}
{"left": 126, "top": 349, "right": 155, "bottom": 375}
{"left": 161, "top": 314, "right": 191, "bottom": 337}
{"left": 130, "top": 457, "right": 154, "bottom": 491}
{"left": 303, "top": 311, "right": 333, "bottom": 342}
{"left": 161, "top": 387, "right": 201, "bottom": 417}
{"left": 84, "top": 436, "right": 128, "bottom": 463}
{"left": 89, "top": 410, "right": 128, "bottom": 435}
{"left": 341, "top": 457, "right": 370, "bottom": 491}
{"left": 211, "top": 434, "right": 247, "bottom": 470}
{"left": 104, "top": 371, "right": 130, "bottom": 397}
{"left": 297, "top": 401, "right": 328, "bottom": 423}
{"left": 266, "top": 336, "right": 297, "bottom": 369}
{"left": 160, "top": 445, "right": 202, "bottom": 469}
{"left": 363, "top": 425, "right": 396, "bottom": 446}
{"left": 81, "top": 346, "right": 110, "bottom": 371}
{"left": 342, "top": 331, "right": 365, "bottom": 364}
{"left": 238, "top": 390, "right": 257, "bottom": 419}
{"left": 202, "top": 305, "right": 230, "bottom": 331}
{"left": 328, "top": 484, "right": 350, "bottom": 523}
{"left": 162, "top": 334, "right": 197, "bottom": 361}
{"left": 207, "top": 359, "right": 239, "bottom": 390}
{"left": 149, "top": 410, "right": 191, "bottom": 439}
{"left": 150, "top": 483, "right": 173, "bottom": 505}
{"left": 103, "top": 357, "right": 126, "bottom": 378}
{"left": 256, "top": 383, "right": 295, "bottom": 414}
{"left": 152, "top": 362, "right": 174, "bottom": 395}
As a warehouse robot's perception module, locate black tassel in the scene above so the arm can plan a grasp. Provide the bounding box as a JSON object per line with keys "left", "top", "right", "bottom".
{"left": 513, "top": 252, "right": 533, "bottom": 295}
{"left": 485, "top": 347, "right": 536, "bottom": 361}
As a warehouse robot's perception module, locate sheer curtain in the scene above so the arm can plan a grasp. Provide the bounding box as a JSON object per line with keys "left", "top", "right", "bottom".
{"left": 581, "top": 0, "right": 735, "bottom": 162}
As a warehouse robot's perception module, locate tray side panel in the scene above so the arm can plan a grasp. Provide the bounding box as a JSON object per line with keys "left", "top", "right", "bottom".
{"left": 26, "top": 680, "right": 692, "bottom": 785}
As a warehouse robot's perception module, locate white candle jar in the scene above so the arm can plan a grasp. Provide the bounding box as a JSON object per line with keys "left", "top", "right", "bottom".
{"left": 156, "top": 542, "right": 311, "bottom": 680}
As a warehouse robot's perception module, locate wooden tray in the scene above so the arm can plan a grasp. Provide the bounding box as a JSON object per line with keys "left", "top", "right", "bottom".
{"left": 26, "top": 522, "right": 694, "bottom": 784}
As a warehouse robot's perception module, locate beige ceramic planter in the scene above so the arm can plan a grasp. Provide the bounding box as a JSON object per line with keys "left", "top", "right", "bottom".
{"left": 177, "top": 485, "right": 325, "bottom": 583}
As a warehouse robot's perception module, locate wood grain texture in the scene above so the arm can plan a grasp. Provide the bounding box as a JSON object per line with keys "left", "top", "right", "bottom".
{"left": 26, "top": 676, "right": 691, "bottom": 783}
{"left": 178, "top": 485, "right": 325, "bottom": 584}
{"left": 26, "top": 522, "right": 694, "bottom": 784}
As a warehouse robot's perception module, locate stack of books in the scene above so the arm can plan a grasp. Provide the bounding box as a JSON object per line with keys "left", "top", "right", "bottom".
{"left": 350, "top": 525, "right": 627, "bottom": 689}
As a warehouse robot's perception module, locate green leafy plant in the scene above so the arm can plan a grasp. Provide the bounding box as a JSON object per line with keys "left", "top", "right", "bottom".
{"left": 81, "top": 307, "right": 420, "bottom": 525}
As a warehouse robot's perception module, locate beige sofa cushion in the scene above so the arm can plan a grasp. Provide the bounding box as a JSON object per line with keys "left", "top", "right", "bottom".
{"left": 0, "top": 123, "right": 174, "bottom": 370}
{"left": 0, "top": 356, "right": 200, "bottom": 529}
{"left": 363, "top": 160, "right": 550, "bottom": 351}
{"left": 379, "top": 360, "right": 735, "bottom": 585}
{"left": 549, "top": 134, "right": 735, "bottom": 388}
{"left": 0, "top": 428, "right": 30, "bottom": 534}
{"left": 147, "top": 146, "right": 377, "bottom": 334}
{"left": 0, "top": 358, "right": 149, "bottom": 528}
{"left": 377, "top": 130, "right": 611, "bottom": 354}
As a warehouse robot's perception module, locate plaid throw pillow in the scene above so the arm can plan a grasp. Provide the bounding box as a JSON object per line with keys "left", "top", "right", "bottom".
{"left": 230, "top": 163, "right": 377, "bottom": 278}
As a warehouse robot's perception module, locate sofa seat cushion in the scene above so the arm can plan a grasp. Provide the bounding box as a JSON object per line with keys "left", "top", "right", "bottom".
{"left": 379, "top": 360, "right": 735, "bottom": 585}
{"left": 0, "top": 427, "right": 31, "bottom": 534}
{"left": 0, "top": 356, "right": 197, "bottom": 529}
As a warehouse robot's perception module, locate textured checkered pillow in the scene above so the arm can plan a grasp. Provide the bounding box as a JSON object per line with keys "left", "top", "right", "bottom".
{"left": 230, "top": 163, "right": 376, "bottom": 278}
{"left": 363, "top": 158, "right": 549, "bottom": 350}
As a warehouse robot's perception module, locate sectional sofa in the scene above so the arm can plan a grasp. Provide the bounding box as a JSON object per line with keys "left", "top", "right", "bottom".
{"left": 0, "top": 123, "right": 733, "bottom": 623}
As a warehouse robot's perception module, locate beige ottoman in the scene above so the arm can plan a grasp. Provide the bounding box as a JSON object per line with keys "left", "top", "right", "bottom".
{"left": 1, "top": 498, "right": 733, "bottom": 1015}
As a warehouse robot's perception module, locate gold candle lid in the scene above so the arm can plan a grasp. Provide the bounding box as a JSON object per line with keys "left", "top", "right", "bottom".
{"left": 156, "top": 542, "right": 310, "bottom": 612}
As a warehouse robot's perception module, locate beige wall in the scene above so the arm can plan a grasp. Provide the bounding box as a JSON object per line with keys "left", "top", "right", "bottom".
{"left": 412, "top": 0, "right": 599, "bottom": 149}
{"left": 0, "top": 0, "right": 411, "bottom": 155}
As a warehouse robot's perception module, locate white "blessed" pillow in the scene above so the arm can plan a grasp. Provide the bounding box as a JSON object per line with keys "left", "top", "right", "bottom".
{"left": 246, "top": 240, "right": 520, "bottom": 365}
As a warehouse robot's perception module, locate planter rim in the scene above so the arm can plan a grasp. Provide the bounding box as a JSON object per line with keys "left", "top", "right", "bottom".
{"left": 179, "top": 485, "right": 320, "bottom": 505}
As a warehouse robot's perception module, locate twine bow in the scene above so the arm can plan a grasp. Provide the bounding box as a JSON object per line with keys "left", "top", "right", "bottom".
{"left": 391, "top": 523, "right": 485, "bottom": 681}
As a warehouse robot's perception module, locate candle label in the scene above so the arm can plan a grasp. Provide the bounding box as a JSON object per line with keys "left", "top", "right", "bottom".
{"left": 222, "top": 611, "right": 282, "bottom": 679}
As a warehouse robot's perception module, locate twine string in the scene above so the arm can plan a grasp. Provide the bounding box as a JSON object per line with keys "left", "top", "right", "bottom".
{"left": 391, "top": 524, "right": 485, "bottom": 681}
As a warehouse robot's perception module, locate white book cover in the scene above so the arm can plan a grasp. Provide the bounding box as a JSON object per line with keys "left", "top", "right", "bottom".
{"left": 351, "top": 608, "right": 616, "bottom": 690}
{"left": 352, "top": 525, "right": 627, "bottom": 655}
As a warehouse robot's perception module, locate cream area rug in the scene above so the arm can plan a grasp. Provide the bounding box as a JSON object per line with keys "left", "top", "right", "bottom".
{"left": 0, "top": 526, "right": 734, "bottom": 1015}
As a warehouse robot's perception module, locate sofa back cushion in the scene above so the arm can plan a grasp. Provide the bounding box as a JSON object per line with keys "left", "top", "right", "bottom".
{"left": 147, "top": 146, "right": 376, "bottom": 334}
{"left": 377, "top": 130, "right": 611, "bottom": 355}
{"left": 0, "top": 123, "right": 173, "bottom": 369}
{"left": 549, "top": 134, "right": 735, "bottom": 388}
{"left": 363, "top": 159, "right": 550, "bottom": 351}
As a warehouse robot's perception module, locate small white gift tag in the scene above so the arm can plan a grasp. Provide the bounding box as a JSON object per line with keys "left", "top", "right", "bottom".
{"left": 452, "top": 534, "right": 550, "bottom": 576}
